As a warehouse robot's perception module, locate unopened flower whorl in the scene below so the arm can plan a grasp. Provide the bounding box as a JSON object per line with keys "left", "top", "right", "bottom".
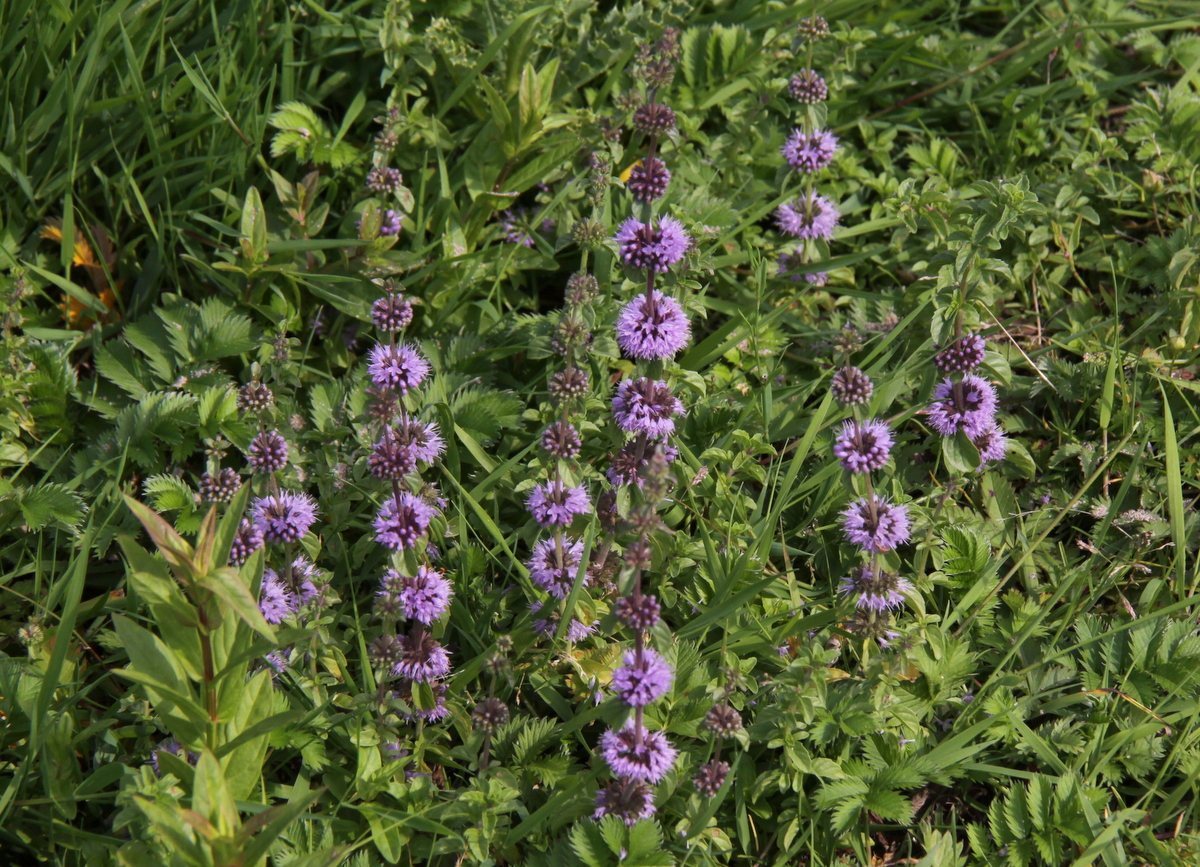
{"left": 369, "top": 437, "right": 417, "bottom": 480}
{"left": 472, "top": 697, "right": 510, "bottom": 732}
{"left": 694, "top": 760, "right": 731, "bottom": 797}
{"left": 705, "top": 704, "right": 744, "bottom": 736}
{"left": 374, "top": 492, "right": 436, "bottom": 550}
{"left": 371, "top": 294, "right": 414, "bottom": 332}
{"left": 832, "top": 419, "right": 894, "bottom": 473}
{"left": 367, "top": 166, "right": 403, "bottom": 194}
{"left": 831, "top": 366, "right": 874, "bottom": 406}
{"left": 781, "top": 128, "right": 839, "bottom": 173}
{"left": 632, "top": 102, "right": 676, "bottom": 134}
{"left": 594, "top": 779, "right": 656, "bottom": 826}
{"left": 246, "top": 430, "right": 289, "bottom": 474}
{"left": 237, "top": 381, "right": 274, "bottom": 414}
{"left": 798, "top": 15, "right": 830, "bottom": 40}
{"left": 541, "top": 421, "right": 582, "bottom": 459}
{"left": 367, "top": 343, "right": 430, "bottom": 393}
{"left": 788, "top": 69, "right": 828, "bottom": 103}
{"left": 549, "top": 367, "right": 589, "bottom": 402}
{"left": 526, "top": 480, "right": 592, "bottom": 527}
{"left": 627, "top": 157, "right": 671, "bottom": 202}
{"left": 611, "top": 648, "right": 673, "bottom": 706}
{"left": 251, "top": 491, "right": 319, "bottom": 544}
{"left": 229, "top": 519, "right": 265, "bottom": 566}
{"left": 615, "top": 290, "right": 691, "bottom": 360}
{"left": 841, "top": 496, "right": 911, "bottom": 553}
{"left": 935, "top": 333, "right": 987, "bottom": 372}
{"left": 614, "top": 593, "right": 661, "bottom": 631}
{"left": 600, "top": 722, "right": 677, "bottom": 782}
{"left": 199, "top": 468, "right": 241, "bottom": 504}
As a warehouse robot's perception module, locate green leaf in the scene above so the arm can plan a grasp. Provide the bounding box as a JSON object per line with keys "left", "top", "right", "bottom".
{"left": 195, "top": 567, "right": 276, "bottom": 643}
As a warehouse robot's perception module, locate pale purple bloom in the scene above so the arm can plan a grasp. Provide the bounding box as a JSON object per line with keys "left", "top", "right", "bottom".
{"left": 259, "top": 568, "right": 297, "bottom": 624}
{"left": 599, "top": 722, "right": 678, "bottom": 782}
{"left": 841, "top": 496, "right": 911, "bottom": 553}
{"left": 928, "top": 375, "right": 997, "bottom": 437}
{"left": 264, "top": 649, "right": 290, "bottom": 676}
{"left": 526, "top": 480, "right": 591, "bottom": 527}
{"left": 594, "top": 779, "right": 656, "bottom": 826}
{"left": 972, "top": 421, "right": 1009, "bottom": 466}
{"left": 780, "top": 128, "right": 839, "bottom": 172}
{"left": 615, "top": 290, "right": 691, "bottom": 360}
{"left": 372, "top": 294, "right": 413, "bottom": 332}
{"left": 399, "top": 565, "right": 453, "bottom": 624}
{"left": 394, "top": 419, "right": 445, "bottom": 464}
{"left": 527, "top": 537, "right": 587, "bottom": 598}
{"left": 614, "top": 216, "right": 690, "bottom": 271}
{"left": 775, "top": 193, "right": 840, "bottom": 240}
{"left": 832, "top": 419, "right": 894, "bottom": 473}
{"left": 369, "top": 436, "right": 417, "bottom": 480}
{"left": 381, "top": 209, "right": 402, "bottom": 236}
{"left": 374, "top": 492, "right": 436, "bottom": 550}
{"left": 610, "top": 648, "right": 673, "bottom": 707}
{"left": 612, "top": 378, "right": 684, "bottom": 437}
{"left": 367, "top": 343, "right": 430, "bottom": 393}
{"left": 393, "top": 631, "right": 451, "bottom": 682}
{"left": 777, "top": 251, "right": 828, "bottom": 285}
{"left": 251, "top": 491, "right": 319, "bottom": 544}
{"left": 838, "top": 566, "right": 912, "bottom": 612}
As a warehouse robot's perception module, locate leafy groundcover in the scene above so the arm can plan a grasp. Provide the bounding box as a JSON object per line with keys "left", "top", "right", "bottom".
{"left": 2, "top": 0, "right": 1200, "bottom": 865}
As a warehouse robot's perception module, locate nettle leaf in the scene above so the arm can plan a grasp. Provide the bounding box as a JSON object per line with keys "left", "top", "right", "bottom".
{"left": 3, "top": 482, "right": 86, "bottom": 531}
{"left": 143, "top": 474, "right": 197, "bottom": 514}
{"left": 451, "top": 387, "right": 523, "bottom": 444}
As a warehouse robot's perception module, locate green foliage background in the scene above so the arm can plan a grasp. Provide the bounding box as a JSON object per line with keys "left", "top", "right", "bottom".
{"left": 2, "top": 0, "right": 1200, "bottom": 865}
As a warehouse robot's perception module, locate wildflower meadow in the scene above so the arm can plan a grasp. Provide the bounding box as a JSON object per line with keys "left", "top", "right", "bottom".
{"left": 3, "top": 0, "right": 1200, "bottom": 865}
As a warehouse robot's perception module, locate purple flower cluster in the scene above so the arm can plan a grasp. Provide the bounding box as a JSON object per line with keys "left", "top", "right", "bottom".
{"left": 250, "top": 491, "right": 319, "bottom": 544}
{"left": 614, "top": 217, "right": 690, "bottom": 271}
{"left": 841, "top": 496, "right": 911, "bottom": 553}
{"left": 780, "top": 128, "right": 839, "bottom": 173}
{"left": 526, "top": 480, "right": 592, "bottom": 527}
{"left": 367, "top": 343, "right": 430, "bottom": 394}
{"left": 615, "top": 290, "right": 691, "bottom": 360}
{"left": 928, "top": 375, "right": 998, "bottom": 438}
{"left": 612, "top": 378, "right": 684, "bottom": 438}
{"left": 599, "top": 723, "right": 678, "bottom": 783}
{"left": 776, "top": 193, "right": 840, "bottom": 241}
{"left": 374, "top": 492, "right": 436, "bottom": 550}
{"left": 610, "top": 648, "right": 673, "bottom": 707}
{"left": 832, "top": 419, "right": 894, "bottom": 473}
{"left": 527, "top": 537, "right": 587, "bottom": 598}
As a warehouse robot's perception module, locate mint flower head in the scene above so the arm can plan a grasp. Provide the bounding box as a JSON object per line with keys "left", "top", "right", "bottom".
{"left": 367, "top": 343, "right": 430, "bottom": 393}
{"left": 600, "top": 722, "right": 678, "bottom": 783}
{"left": 594, "top": 779, "right": 656, "bottom": 826}
{"left": 610, "top": 648, "right": 673, "bottom": 706}
{"left": 615, "top": 290, "right": 691, "bottom": 361}
{"left": 374, "top": 492, "right": 436, "bottom": 550}
{"left": 841, "top": 496, "right": 911, "bottom": 553}
{"left": 838, "top": 566, "right": 913, "bottom": 612}
{"left": 781, "top": 128, "right": 839, "bottom": 172}
{"left": 526, "top": 480, "right": 591, "bottom": 527}
{"left": 928, "top": 374, "right": 998, "bottom": 437}
{"left": 527, "top": 537, "right": 587, "bottom": 598}
{"left": 776, "top": 193, "right": 840, "bottom": 241}
{"left": 614, "top": 216, "right": 690, "bottom": 271}
{"left": 832, "top": 419, "right": 894, "bottom": 473}
{"left": 251, "top": 491, "right": 318, "bottom": 544}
